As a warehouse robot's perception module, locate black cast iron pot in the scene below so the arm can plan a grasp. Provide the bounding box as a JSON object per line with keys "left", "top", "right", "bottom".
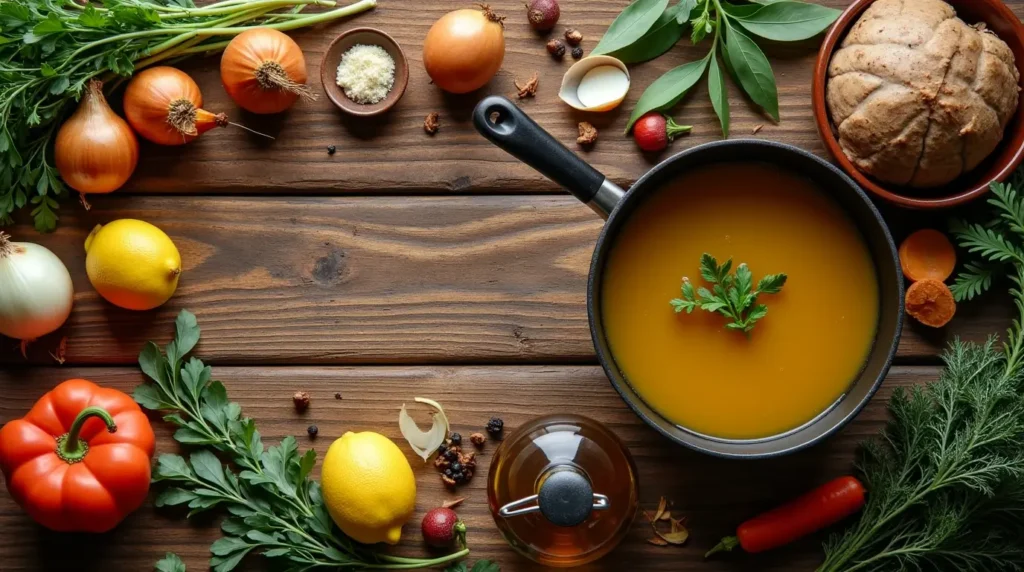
{"left": 473, "top": 96, "right": 904, "bottom": 459}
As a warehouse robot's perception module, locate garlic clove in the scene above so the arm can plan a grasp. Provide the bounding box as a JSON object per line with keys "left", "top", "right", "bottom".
{"left": 559, "top": 55, "right": 631, "bottom": 112}
{"left": 398, "top": 397, "right": 450, "bottom": 462}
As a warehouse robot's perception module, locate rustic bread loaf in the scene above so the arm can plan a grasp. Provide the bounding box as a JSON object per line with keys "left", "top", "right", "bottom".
{"left": 826, "top": 0, "right": 1019, "bottom": 188}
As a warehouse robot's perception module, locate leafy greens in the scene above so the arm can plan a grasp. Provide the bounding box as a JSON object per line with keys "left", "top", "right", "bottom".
{"left": 820, "top": 176, "right": 1024, "bottom": 571}
{"left": 592, "top": 0, "right": 841, "bottom": 136}
{"left": 136, "top": 310, "right": 472, "bottom": 572}
{"left": 670, "top": 253, "right": 786, "bottom": 333}
{"left": 0, "top": 0, "right": 375, "bottom": 232}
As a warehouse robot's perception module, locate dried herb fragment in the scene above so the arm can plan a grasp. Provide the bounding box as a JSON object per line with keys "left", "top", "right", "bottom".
{"left": 470, "top": 432, "right": 486, "bottom": 447}
{"left": 646, "top": 496, "right": 689, "bottom": 547}
{"left": 50, "top": 336, "right": 68, "bottom": 365}
{"left": 442, "top": 497, "right": 466, "bottom": 509}
{"left": 564, "top": 28, "right": 583, "bottom": 45}
{"left": 515, "top": 73, "right": 539, "bottom": 98}
{"left": 577, "top": 122, "right": 598, "bottom": 146}
{"left": 424, "top": 112, "right": 440, "bottom": 135}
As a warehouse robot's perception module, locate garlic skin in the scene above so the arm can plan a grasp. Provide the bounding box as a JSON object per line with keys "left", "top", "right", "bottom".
{"left": 0, "top": 233, "right": 74, "bottom": 342}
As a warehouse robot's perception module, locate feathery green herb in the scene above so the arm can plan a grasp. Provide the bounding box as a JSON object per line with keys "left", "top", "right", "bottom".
{"left": 670, "top": 253, "right": 786, "bottom": 333}
{"left": 0, "top": 0, "right": 375, "bottom": 232}
{"left": 137, "top": 310, "right": 473, "bottom": 572}
{"left": 592, "top": 0, "right": 840, "bottom": 136}
{"left": 820, "top": 176, "right": 1024, "bottom": 572}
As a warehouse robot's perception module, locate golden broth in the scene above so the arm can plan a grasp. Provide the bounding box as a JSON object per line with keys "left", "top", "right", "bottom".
{"left": 601, "top": 162, "right": 879, "bottom": 440}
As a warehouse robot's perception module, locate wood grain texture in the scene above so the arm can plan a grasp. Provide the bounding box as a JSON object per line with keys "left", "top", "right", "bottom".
{"left": 0, "top": 364, "right": 938, "bottom": 571}
{"left": 1, "top": 196, "right": 1011, "bottom": 366}
{"left": 110, "top": 0, "right": 1024, "bottom": 196}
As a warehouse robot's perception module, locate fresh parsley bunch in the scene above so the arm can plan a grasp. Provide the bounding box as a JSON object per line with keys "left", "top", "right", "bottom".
{"left": 591, "top": 0, "right": 841, "bottom": 136}
{"left": 137, "top": 311, "right": 472, "bottom": 572}
{"left": 671, "top": 253, "right": 786, "bottom": 333}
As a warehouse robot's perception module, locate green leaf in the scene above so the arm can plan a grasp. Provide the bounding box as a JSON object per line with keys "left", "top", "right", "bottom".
{"left": 155, "top": 553, "right": 187, "bottom": 572}
{"left": 32, "top": 14, "right": 64, "bottom": 35}
{"left": 699, "top": 253, "right": 720, "bottom": 283}
{"left": 48, "top": 76, "right": 70, "bottom": 95}
{"left": 609, "top": 3, "right": 685, "bottom": 64}
{"left": 732, "top": 1, "right": 840, "bottom": 42}
{"left": 221, "top": 518, "right": 249, "bottom": 537}
{"left": 245, "top": 530, "right": 280, "bottom": 544}
{"left": 470, "top": 561, "right": 501, "bottom": 572}
{"left": 211, "top": 536, "right": 251, "bottom": 557}
{"left": 191, "top": 450, "right": 229, "bottom": 490}
{"left": 175, "top": 310, "right": 201, "bottom": 355}
{"left": 39, "top": 63, "right": 57, "bottom": 78}
{"left": 298, "top": 449, "right": 316, "bottom": 483}
{"left": 719, "top": 1, "right": 763, "bottom": 18}
{"left": 156, "top": 488, "right": 199, "bottom": 507}
{"left": 676, "top": 0, "right": 698, "bottom": 24}
{"left": 134, "top": 384, "right": 169, "bottom": 410}
{"left": 723, "top": 21, "right": 779, "bottom": 121}
{"left": 139, "top": 341, "right": 170, "bottom": 387}
{"left": 624, "top": 50, "right": 710, "bottom": 130}
{"left": 592, "top": 0, "right": 670, "bottom": 56}
{"left": 757, "top": 273, "right": 787, "bottom": 294}
{"left": 210, "top": 548, "right": 252, "bottom": 572}
{"left": 154, "top": 454, "right": 194, "bottom": 481}
{"left": 707, "top": 51, "right": 729, "bottom": 136}
{"left": 735, "top": 263, "right": 753, "bottom": 299}
{"left": 174, "top": 427, "right": 220, "bottom": 445}
{"left": 77, "top": 5, "right": 108, "bottom": 28}
{"left": 950, "top": 262, "right": 997, "bottom": 302}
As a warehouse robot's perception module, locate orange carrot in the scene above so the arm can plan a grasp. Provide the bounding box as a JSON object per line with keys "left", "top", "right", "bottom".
{"left": 899, "top": 229, "right": 956, "bottom": 282}
{"left": 906, "top": 279, "right": 956, "bottom": 328}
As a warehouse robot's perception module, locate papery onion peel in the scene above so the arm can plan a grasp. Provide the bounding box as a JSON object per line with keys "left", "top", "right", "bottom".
{"left": 398, "top": 397, "right": 450, "bottom": 462}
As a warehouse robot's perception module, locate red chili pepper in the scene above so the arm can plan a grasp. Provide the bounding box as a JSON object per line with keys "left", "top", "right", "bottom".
{"left": 706, "top": 476, "right": 866, "bottom": 557}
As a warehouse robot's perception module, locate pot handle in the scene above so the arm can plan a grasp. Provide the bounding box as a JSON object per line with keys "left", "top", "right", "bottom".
{"left": 473, "top": 96, "right": 625, "bottom": 217}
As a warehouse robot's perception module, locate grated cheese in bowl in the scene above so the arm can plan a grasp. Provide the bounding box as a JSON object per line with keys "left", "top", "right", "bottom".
{"left": 335, "top": 44, "right": 396, "bottom": 105}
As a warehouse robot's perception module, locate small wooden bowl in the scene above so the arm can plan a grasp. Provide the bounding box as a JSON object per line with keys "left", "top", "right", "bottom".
{"left": 812, "top": 0, "right": 1024, "bottom": 209}
{"left": 320, "top": 28, "right": 408, "bottom": 117}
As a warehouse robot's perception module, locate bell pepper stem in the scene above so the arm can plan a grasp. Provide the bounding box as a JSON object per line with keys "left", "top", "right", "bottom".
{"left": 705, "top": 535, "right": 740, "bottom": 558}
{"left": 57, "top": 406, "right": 117, "bottom": 463}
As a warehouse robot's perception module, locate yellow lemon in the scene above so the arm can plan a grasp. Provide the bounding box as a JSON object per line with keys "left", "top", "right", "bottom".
{"left": 320, "top": 431, "right": 416, "bottom": 545}
{"left": 84, "top": 219, "right": 181, "bottom": 311}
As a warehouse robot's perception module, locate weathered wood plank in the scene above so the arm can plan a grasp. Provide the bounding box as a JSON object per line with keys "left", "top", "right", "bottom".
{"left": 0, "top": 364, "right": 938, "bottom": 571}
{"left": 1, "top": 196, "right": 1010, "bottom": 365}
{"left": 114, "top": 0, "right": 1024, "bottom": 195}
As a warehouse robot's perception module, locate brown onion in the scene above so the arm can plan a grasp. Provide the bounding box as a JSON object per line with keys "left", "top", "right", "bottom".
{"left": 54, "top": 80, "right": 138, "bottom": 194}
{"left": 423, "top": 5, "right": 505, "bottom": 94}
{"left": 220, "top": 28, "right": 314, "bottom": 114}
{"left": 123, "top": 66, "right": 227, "bottom": 146}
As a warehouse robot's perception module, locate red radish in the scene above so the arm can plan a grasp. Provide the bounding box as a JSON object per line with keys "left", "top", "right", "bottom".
{"left": 706, "top": 476, "right": 866, "bottom": 557}
{"left": 525, "top": 0, "right": 559, "bottom": 31}
{"left": 421, "top": 507, "right": 466, "bottom": 548}
{"left": 632, "top": 112, "right": 691, "bottom": 152}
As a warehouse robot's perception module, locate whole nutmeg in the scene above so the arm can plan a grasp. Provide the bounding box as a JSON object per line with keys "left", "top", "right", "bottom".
{"left": 564, "top": 28, "right": 583, "bottom": 46}
{"left": 292, "top": 391, "right": 310, "bottom": 412}
{"left": 546, "top": 38, "right": 566, "bottom": 59}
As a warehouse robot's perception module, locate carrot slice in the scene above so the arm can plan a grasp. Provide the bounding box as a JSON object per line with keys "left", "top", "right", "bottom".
{"left": 899, "top": 229, "right": 956, "bottom": 282}
{"left": 906, "top": 279, "right": 956, "bottom": 328}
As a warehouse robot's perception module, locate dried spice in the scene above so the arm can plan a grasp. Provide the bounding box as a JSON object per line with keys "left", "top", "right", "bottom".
{"left": 334, "top": 392, "right": 343, "bottom": 400}
{"left": 327, "top": 145, "right": 336, "bottom": 155}
{"left": 486, "top": 417, "right": 504, "bottom": 436}
{"left": 470, "top": 432, "right": 486, "bottom": 447}
{"left": 547, "top": 39, "right": 566, "bottom": 59}
{"left": 424, "top": 112, "right": 440, "bottom": 135}
{"left": 293, "top": 391, "right": 311, "bottom": 412}
{"left": 646, "top": 496, "right": 689, "bottom": 547}
{"left": 564, "top": 28, "right": 583, "bottom": 46}
{"left": 433, "top": 442, "right": 477, "bottom": 487}
{"left": 442, "top": 497, "right": 466, "bottom": 509}
{"left": 571, "top": 46, "right": 584, "bottom": 60}
{"left": 515, "top": 73, "right": 539, "bottom": 99}
{"left": 577, "top": 121, "right": 598, "bottom": 146}
{"left": 306, "top": 424, "right": 319, "bottom": 438}
{"left": 49, "top": 336, "right": 68, "bottom": 365}
{"left": 752, "top": 124, "right": 764, "bottom": 135}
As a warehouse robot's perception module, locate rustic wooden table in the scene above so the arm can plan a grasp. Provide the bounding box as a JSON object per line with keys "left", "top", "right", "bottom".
{"left": 2, "top": 1, "right": 1021, "bottom": 570}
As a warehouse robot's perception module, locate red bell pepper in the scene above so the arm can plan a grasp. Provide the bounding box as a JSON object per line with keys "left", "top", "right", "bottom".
{"left": 0, "top": 378, "right": 155, "bottom": 532}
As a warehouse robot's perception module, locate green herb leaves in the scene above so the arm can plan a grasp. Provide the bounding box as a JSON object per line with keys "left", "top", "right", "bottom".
{"left": 950, "top": 174, "right": 1024, "bottom": 301}
{"left": 606, "top": 0, "right": 840, "bottom": 135}
{"left": 138, "top": 310, "right": 476, "bottom": 572}
{"left": 670, "top": 253, "right": 786, "bottom": 333}
{"left": 445, "top": 560, "right": 500, "bottom": 572}
{"left": 592, "top": 0, "right": 670, "bottom": 56}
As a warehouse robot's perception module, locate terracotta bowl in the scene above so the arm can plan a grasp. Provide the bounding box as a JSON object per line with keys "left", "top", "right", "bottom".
{"left": 320, "top": 28, "right": 408, "bottom": 117}
{"left": 812, "top": 0, "right": 1024, "bottom": 209}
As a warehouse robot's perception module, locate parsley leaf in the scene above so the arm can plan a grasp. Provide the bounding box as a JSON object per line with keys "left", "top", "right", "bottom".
{"left": 670, "top": 253, "right": 786, "bottom": 333}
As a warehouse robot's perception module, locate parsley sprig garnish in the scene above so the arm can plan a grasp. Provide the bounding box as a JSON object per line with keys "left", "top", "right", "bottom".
{"left": 136, "top": 311, "right": 474, "bottom": 572}
{"left": 670, "top": 253, "right": 787, "bottom": 334}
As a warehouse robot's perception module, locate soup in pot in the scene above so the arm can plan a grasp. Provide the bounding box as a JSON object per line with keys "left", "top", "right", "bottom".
{"left": 601, "top": 162, "right": 879, "bottom": 440}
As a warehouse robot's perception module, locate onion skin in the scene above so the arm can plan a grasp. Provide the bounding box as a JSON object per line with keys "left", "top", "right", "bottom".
{"left": 221, "top": 28, "right": 312, "bottom": 114}
{"left": 124, "top": 66, "right": 227, "bottom": 145}
{"left": 0, "top": 234, "right": 74, "bottom": 342}
{"left": 55, "top": 80, "right": 139, "bottom": 194}
{"left": 423, "top": 7, "right": 505, "bottom": 94}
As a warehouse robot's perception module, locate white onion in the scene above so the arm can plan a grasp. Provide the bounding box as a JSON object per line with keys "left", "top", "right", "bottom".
{"left": 0, "top": 232, "right": 74, "bottom": 349}
{"left": 398, "top": 397, "right": 450, "bottom": 462}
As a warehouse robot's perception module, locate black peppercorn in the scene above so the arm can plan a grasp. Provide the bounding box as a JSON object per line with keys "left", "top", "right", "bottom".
{"left": 449, "top": 432, "right": 462, "bottom": 446}
{"left": 546, "top": 39, "right": 566, "bottom": 59}
{"left": 445, "top": 449, "right": 459, "bottom": 462}
{"left": 445, "top": 468, "right": 453, "bottom": 477}
{"left": 571, "top": 46, "right": 584, "bottom": 60}
{"left": 451, "top": 462, "right": 463, "bottom": 472}
{"left": 334, "top": 392, "right": 342, "bottom": 400}
{"left": 451, "top": 471, "right": 464, "bottom": 482}
{"left": 327, "top": 145, "right": 336, "bottom": 155}
{"left": 486, "top": 417, "right": 504, "bottom": 435}
{"left": 438, "top": 443, "right": 449, "bottom": 455}
{"left": 307, "top": 425, "right": 318, "bottom": 438}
